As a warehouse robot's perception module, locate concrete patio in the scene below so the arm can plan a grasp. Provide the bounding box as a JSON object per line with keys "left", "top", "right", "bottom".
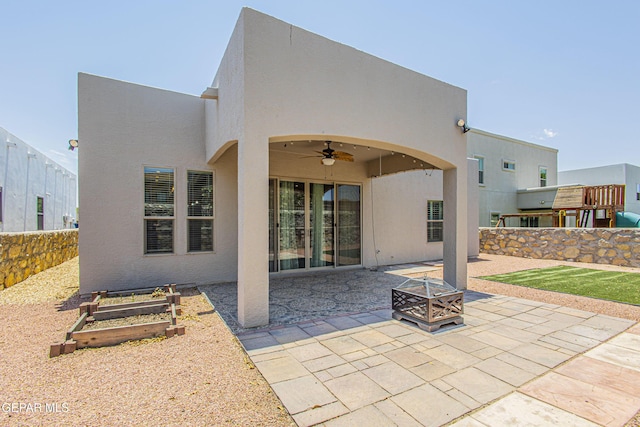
{"left": 201, "top": 265, "right": 640, "bottom": 426}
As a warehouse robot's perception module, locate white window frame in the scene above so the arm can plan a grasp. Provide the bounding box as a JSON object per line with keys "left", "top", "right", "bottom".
{"left": 427, "top": 200, "right": 444, "bottom": 242}
{"left": 539, "top": 166, "right": 548, "bottom": 187}
{"left": 502, "top": 159, "right": 516, "bottom": 172}
{"left": 37, "top": 196, "right": 44, "bottom": 230}
{"left": 144, "top": 166, "right": 175, "bottom": 255}
{"left": 187, "top": 170, "right": 215, "bottom": 253}
{"left": 490, "top": 211, "right": 501, "bottom": 227}
{"left": 474, "top": 155, "right": 485, "bottom": 185}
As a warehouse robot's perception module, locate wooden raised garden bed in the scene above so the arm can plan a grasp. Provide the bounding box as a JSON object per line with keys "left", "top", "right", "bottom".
{"left": 50, "top": 284, "right": 185, "bottom": 357}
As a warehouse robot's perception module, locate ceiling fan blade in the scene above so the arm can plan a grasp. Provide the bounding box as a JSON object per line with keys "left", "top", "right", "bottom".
{"left": 333, "top": 151, "right": 354, "bottom": 162}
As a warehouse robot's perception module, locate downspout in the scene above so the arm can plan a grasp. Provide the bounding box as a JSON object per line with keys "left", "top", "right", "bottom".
{"left": 44, "top": 162, "right": 54, "bottom": 229}
{"left": 3, "top": 140, "right": 17, "bottom": 231}
{"left": 23, "top": 152, "right": 37, "bottom": 231}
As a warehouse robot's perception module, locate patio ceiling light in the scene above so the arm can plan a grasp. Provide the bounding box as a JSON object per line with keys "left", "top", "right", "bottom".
{"left": 322, "top": 157, "right": 336, "bottom": 166}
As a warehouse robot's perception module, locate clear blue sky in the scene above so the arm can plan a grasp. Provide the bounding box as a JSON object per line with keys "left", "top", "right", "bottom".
{"left": 1, "top": 1, "right": 638, "bottom": 175}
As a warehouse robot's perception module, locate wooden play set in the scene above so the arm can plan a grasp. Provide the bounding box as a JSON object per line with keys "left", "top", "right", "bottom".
{"left": 497, "top": 184, "right": 625, "bottom": 228}
{"left": 50, "top": 284, "right": 185, "bottom": 357}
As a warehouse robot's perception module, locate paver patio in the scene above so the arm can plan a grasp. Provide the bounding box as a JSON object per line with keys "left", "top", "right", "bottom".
{"left": 202, "top": 266, "right": 640, "bottom": 426}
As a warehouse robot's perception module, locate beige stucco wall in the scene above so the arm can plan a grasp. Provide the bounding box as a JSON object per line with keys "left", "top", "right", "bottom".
{"left": 208, "top": 9, "right": 469, "bottom": 325}
{"left": 78, "top": 74, "right": 238, "bottom": 294}
{"left": 0, "top": 230, "right": 78, "bottom": 289}
{"left": 79, "top": 8, "right": 471, "bottom": 326}
{"left": 480, "top": 227, "right": 640, "bottom": 267}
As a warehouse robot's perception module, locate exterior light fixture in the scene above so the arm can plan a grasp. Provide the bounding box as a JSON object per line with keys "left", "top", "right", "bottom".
{"left": 457, "top": 119, "right": 470, "bottom": 133}
{"left": 322, "top": 157, "right": 336, "bottom": 166}
{"left": 68, "top": 139, "right": 79, "bottom": 151}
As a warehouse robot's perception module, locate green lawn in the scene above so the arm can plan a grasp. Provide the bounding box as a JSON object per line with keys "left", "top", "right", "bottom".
{"left": 480, "top": 265, "right": 640, "bottom": 305}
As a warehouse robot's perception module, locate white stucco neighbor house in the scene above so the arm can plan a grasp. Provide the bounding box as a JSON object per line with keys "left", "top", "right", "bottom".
{"left": 79, "top": 8, "right": 475, "bottom": 327}
{"left": 1, "top": 127, "right": 77, "bottom": 232}
{"left": 559, "top": 163, "right": 640, "bottom": 215}
{"left": 467, "top": 129, "right": 558, "bottom": 227}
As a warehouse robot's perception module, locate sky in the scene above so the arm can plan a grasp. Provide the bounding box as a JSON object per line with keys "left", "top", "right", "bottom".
{"left": 1, "top": 0, "right": 638, "bottom": 175}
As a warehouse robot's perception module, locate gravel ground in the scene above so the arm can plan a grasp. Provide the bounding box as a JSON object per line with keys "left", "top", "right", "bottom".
{"left": 1, "top": 254, "right": 638, "bottom": 426}
{"left": 0, "top": 257, "right": 294, "bottom": 427}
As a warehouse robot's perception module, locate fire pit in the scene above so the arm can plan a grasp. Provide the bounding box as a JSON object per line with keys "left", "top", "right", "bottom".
{"left": 392, "top": 277, "right": 463, "bottom": 332}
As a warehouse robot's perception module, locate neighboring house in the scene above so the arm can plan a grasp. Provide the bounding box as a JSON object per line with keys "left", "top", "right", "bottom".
{"left": 559, "top": 164, "right": 640, "bottom": 215}
{"left": 79, "top": 8, "right": 474, "bottom": 328}
{"left": 0, "top": 127, "right": 77, "bottom": 232}
{"left": 467, "top": 129, "right": 558, "bottom": 227}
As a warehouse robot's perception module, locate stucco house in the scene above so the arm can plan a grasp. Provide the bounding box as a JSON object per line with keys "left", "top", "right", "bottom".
{"left": 1, "top": 127, "right": 77, "bottom": 232}
{"left": 79, "top": 8, "right": 476, "bottom": 328}
{"left": 467, "top": 129, "right": 558, "bottom": 227}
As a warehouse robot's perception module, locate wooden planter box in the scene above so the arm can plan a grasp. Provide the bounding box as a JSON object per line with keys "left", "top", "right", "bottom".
{"left": 50, "top": 284, "right": 185, "bottom": 357}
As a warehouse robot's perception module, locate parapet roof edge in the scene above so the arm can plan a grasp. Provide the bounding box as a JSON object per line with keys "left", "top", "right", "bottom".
{"left": 469, "top": 128, "right": 558, "bottom": 153}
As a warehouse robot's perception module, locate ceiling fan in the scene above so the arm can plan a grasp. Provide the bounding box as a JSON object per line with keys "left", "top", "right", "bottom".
{"left": 310, "top": 141, "right": 354, "bottom": 166}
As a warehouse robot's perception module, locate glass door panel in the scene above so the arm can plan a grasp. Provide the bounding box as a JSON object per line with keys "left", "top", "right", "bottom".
{"left": 279, "top": 181, "right": 306, "bottom": 270}
{"left": 310, "top": 183, "right": 334, "bottom": 268}
{"left": 337, "top": 184, "right": 361, "bottom": 265}
{"left": 268, "top": 179, "right": 276, "bottom": 272}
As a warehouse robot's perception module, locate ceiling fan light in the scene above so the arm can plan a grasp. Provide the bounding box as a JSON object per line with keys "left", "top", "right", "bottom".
{"left": 322, "top": 157, "right": 336, "bottom": 166}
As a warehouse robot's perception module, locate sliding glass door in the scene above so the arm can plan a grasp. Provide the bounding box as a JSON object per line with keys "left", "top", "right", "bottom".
{"left": 310, "top": 183, "right": 334, "bottom": 268}
{"left": 337, "top": 184, "right": 361, "bottom": 266}
{"left": 278, "top": 181, "right": 305, "bottom": 271}
{"left": 269, "top": 179, "right": 360, "bottom": 272}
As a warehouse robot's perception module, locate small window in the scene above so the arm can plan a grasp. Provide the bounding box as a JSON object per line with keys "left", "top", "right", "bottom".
{"left": 0, "top": 186, "right": 3, "bottom": 222}
{"left": 37, "top": 196, "right": 44, "bottom": 230}
{"left": 490, "top": 212, "right": 501, "bottom": 227}
{"left": 520, "top": 216, "right": 539, "bottom": 227}
{"left": 502, "top": 160, "right": 516, "bottom": 171}
{"left": 474, "top": 156, "right": 485, "bottom": 185}
{"left": 427, "top": 200, "right": 443, "bottom": 242}
{"left": 539, "top": 167, "right": 547, "bottom": 187}
{"left": 187, "top": 170, "right": 214, "bottom": 252}
{"left": 144, "top": 167, "right": 174, "bottom": 254}
{"left": 637, "top": 184, "right": 640, "bottom": 201}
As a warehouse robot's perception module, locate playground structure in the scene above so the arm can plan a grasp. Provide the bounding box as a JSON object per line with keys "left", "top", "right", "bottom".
{"left": 498, "top": 184, "right": 631, "bottom": 228}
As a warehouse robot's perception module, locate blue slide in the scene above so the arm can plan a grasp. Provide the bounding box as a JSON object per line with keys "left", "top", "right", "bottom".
{"left": 616, "top": 211, "right": 640, "bottom": 228}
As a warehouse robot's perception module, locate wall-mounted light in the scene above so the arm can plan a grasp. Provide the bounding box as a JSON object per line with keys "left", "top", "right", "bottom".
{"left": 68, "top": 139, "right": 78, "bottom": 151}
{"left": 322, "top": 157, "right": 336, "bottom": 166}
{"left": 457, "top": 119, "right": 470, "bottom": 133}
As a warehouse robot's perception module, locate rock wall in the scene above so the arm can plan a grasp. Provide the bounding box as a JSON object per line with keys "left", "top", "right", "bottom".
{"left": 0, "top": 230, "right": 78, "bottom": 290}
{"left": 479, "top": 227, "right": 640, "bottom": 268}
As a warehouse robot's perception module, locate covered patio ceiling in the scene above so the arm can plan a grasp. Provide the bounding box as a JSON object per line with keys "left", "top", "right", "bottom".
{"left": 269, "top": 140, "right": 440, "bottom": 177}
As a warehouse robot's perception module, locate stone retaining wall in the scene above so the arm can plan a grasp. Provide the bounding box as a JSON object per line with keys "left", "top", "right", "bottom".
{"left": 479, "top": 227, "right": 640, "bottom": 268}
{"left": 0, "top": 230, "right": 78, "bottom": 290}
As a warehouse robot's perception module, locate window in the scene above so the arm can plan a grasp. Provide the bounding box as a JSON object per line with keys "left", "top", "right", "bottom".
{"left": 502, "top": 160, "right": 516, "bottom": 171}
{"left": 490, "top": 212, "right": 501, "bottom": 227}
{"left": 637, "top": 184, "right": 640, "bottom": 201}
{"left": 187, "top": 170, "right": 214, "bottom": 252}
{"left": 474, "top": 156, "right": 484, "bottom": 185}
{"left": 539, "top": 167, "right": 547, "bottom": 187}
{"left": 144, "top": 167, "right": 174, "bottom": 254}
{"left": 520, "top": 216, "right": 539, "bottom": 227}
{"left": 37, "top": 197, "right": 44, "bottom": 230}
{"left": 427, "top": 200, "right": 443, "bottom": 242}
{"left": 0, "top": 186, "right": 3, "bottom": 222}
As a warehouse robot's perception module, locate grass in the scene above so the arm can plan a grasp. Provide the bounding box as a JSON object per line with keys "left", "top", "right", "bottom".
{"left": 480, "top": 265, "right": 640, "bottom": 305}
